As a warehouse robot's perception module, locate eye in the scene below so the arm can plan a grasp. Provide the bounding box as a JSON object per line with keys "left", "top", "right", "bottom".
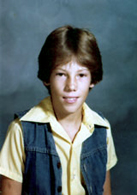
{"left": 56, "top": 72, "right": 66, "bottom": 77}
{"left": 79, "top": 73, "right": 87, "bottom": 77}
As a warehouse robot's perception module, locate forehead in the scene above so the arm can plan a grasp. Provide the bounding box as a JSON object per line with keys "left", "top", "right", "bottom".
{"left": 55, "top": 60, "right": 89, "bottom": 71}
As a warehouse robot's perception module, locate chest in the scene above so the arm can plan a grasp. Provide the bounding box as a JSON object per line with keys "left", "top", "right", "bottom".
{"left": 22, "top": 122, "right": 107, "bottom": 195}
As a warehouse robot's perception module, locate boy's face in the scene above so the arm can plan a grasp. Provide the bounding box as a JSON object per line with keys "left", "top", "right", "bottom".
{"left": 44, "top": 60, "right": 94, "bottom": 118}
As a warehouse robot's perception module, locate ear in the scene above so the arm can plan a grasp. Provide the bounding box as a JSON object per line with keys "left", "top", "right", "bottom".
{"left": 89, "top": 83, "right": 94, "bottom": 89}
{"left": 43, "top": 81, "right": 50, "bottom": 86}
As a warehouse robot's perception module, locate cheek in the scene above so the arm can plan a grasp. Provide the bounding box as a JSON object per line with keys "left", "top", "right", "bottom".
{"left": 50, "top": 81, "right": 63, "bottom": 95}
{"left": 80, "top": 80, "right": 91, "bottom": 90}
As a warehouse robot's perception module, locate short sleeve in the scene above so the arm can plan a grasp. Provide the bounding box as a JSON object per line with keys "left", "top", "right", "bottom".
{"left": 106, "top": 121, "right": 118, "bottom": 170}
{"left": 0, "top": 118, "right": 25, "bottom": 182}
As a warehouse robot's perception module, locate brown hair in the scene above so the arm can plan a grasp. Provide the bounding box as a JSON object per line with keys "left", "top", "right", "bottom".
{"left": 38, "top": 25, "right": 103, "bottom": 86}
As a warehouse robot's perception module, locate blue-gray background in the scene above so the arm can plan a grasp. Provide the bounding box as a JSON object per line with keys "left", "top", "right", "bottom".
{"left": 0, "top": 0, "right": 137, "bottom": 194}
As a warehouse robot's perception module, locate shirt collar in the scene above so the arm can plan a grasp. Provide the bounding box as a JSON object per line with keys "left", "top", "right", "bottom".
{"left": 20, "top": 96, "right": 55, "bottom": 123}
{"left": 82, "top": 103, "right": 109, "bottom": 130}
{"left": 21, "top": 96, "right": 109, "bottom": 129}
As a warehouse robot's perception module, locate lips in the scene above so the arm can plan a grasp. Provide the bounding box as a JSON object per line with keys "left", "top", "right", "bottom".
{"left": 63, "top": 97, "right": 78, "bottom": 104}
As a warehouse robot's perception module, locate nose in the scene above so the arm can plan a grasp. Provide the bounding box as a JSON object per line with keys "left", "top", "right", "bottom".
{"left": 65, "top": 76, "right": 77, "bottom": 91}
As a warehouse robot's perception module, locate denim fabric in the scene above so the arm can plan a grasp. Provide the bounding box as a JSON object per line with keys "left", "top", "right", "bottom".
{"left": 16, "top": 112, "right": 107, "bottom": 195}
{"left": 81, "top": 125, "right": 107, "bottom": 194}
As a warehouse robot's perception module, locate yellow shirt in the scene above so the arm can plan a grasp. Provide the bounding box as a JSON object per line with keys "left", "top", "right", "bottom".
{"left": 0, "top": 96, "right": 117, "bottom": 195}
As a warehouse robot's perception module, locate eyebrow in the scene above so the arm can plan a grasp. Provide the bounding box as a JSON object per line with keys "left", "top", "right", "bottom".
{"left": 55, "top": 68, "right": 89, "bottom": 72}
{"left": 77, "top": 68, "right": 89, "bottom": 72}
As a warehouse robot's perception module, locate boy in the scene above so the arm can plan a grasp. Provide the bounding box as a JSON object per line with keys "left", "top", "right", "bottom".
{"left": 0, "top": 25, "right": 117, "bottom": 195}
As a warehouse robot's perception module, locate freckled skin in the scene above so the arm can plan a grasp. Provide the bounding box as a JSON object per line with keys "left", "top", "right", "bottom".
{"left": 45, "top": 60, "right": 94, "bottom": 119}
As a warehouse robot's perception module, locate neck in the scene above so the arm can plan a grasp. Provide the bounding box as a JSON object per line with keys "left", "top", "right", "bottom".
{"left": 58, "top": 112, "right": 82, "bottom": 126}
{"left": 54, "top": 109, "right": 83, "bottom": 141}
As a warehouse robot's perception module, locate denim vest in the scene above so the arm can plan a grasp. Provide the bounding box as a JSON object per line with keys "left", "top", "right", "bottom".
{"left": 16, "top": 112, "right": 107, "bottom": 195}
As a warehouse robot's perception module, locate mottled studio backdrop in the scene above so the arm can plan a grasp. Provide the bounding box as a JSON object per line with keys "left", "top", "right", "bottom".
{"left": 0, "top": 0, "right": 137, "bottom": 194}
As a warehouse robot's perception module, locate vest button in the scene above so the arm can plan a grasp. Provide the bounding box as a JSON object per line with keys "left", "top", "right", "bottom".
{"left": 57, "top": 162, "right": 61, "bottom": 169}
{"left": 57, "top": 186, "right": 62, "bottom": 192}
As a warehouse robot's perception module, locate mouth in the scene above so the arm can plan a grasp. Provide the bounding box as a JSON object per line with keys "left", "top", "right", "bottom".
{"left": 63, "top": 97, "right": 78, "bottom": 104}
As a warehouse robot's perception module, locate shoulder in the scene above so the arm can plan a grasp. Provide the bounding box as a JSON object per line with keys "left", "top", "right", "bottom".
{"left": 4, "top": 118, "right": 23, "bottom": 144}
{"left": 83, "top": 102, "right": 110, "bottom": 129}
{"left": 16, "top": 96, "right": 53, "bottom": 123}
